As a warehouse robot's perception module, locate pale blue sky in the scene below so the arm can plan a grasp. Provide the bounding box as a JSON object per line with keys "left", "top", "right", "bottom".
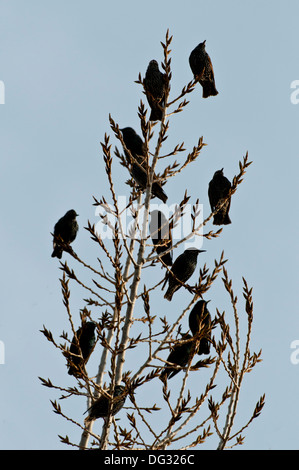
{"left": 1, "top": 0, "right": 299, "bottom": 449}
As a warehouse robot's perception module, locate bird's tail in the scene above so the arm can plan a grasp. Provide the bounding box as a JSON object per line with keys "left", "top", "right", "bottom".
{"left": 164, "top": 288, "right": 173, "bottom": 301}
{"left": 150, "top": 106, "right": 163, "bottom": 122}
{"left": 152, "top": 183, "right": 168, "bottom": 203}
{"left": 213, "top": 213, "right": 231, "bottom": 225}
{"left": 197, "top": 338, "right": 210, "bottom": 355}
{"left": 223, "top": 213, "right": 231, "bottom": 225}
{"left": 51, "top": 246, "right": 63, "bottom": 259}
{"left": 202, "top": 81, "right": 219, "bottom": 98}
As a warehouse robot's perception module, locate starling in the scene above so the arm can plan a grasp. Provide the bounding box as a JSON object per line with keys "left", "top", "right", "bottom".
{"left": 163, "top": 248, "right": 205, "bottom": 301}
{"left": 208, "top": 169, "right": 232, "bottom": 225}
{"left": 189, "top": 40, "right": 218, "bottom": 98}
{"left": 85, "top": 385, "right": 126, "bottom": 421}
{"left": 67, "top": 321, "right": 97, "bottom": 376}
{"left": 144, "top": 60, "right": 167, "bottom": 121}
{"left": 160, "top": 333, "right": 194, "bottom": 382}
{"left": 120, "top": 127, "right": 147, "bottom": 164}
{"left": 120, "top": 127, "right": 168, "bottom": 203}
{"left": 188, "top": 300, "right": 211, "bottom": 355}
{"left": 150, "top": 210, "right": 172, "bottom": 266}
{"left": 131, "top": 164, "right": 168, "bottom": 203}
{"left": 51, "top": 209, "right": 79, "bottom": 259}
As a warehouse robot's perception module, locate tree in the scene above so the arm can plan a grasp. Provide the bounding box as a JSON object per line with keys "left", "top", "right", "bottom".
{"left": 40, "top": 30, "right": 264, "bottom": 450}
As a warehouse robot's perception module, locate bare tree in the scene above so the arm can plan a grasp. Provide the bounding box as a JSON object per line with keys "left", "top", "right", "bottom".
{"left": 40, "top": 30, "right": 264, "bottom": 450}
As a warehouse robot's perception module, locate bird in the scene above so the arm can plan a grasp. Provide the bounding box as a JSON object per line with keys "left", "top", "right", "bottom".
{"left": 188, "top": 300, "right": 211, "bottom": 355}
{"left": 163, "top": 248, "right": 205, "bottom": 301}
{"left": 149, "top": 210, "right": 172, "bottom": 266}
{"left": 51, "top": 209, "right": 79, "bottom": 259}
{"left": 67, "top": 321, "right": 97, "bottom": 376}
{"left": 120, "top": 127, "right": 168, "bottom": 203}
{"left": 130, "top": 164, "right": 168, "bottom": 203}
{"left": 144, "top": 60, "right": 167, "bottom": 121}
{"left": 120, "top": 127, "right": 147, "bottom": 164}
{"left": 85, "top": 385, "right": 126, "bottom": 421}
{"left": 160, "top": 333, "right": 194, "bottom": 382}
{"left": 208, "top": 169, "right": 232, "bottom": 225}
{"left": 189, "top": 40, "right": 218, "bottom": 98}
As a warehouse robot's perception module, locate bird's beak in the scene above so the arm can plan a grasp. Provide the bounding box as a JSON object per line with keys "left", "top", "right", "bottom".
{"left": 198, "top": 249, "right": 206, "bottom": 253}
{"left": 203, "top": 40, "right": 206, "bottom": 45}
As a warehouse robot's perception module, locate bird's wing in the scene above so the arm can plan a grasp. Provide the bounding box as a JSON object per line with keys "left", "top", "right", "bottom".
{"left": 208, "top": 182, "right": 219, "bottom": 211}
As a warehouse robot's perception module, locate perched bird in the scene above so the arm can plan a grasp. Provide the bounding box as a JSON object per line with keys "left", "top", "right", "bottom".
{"left": 51, "top": 209, "right": 79, "bottom": 259}
{"left": 67, "top": 321, "right": 97, "bottom": 376}
{"left": 120, "top": 127, "right": 147, "bottom": 164}
{"left": 160, "top": 333, "right": 194, "bottom": 382}
{"left": 150, "top": 210, "right": 172, "bottom": 266}
{"left": 130, "top": 162, "right": 168, "bottom": 203}
{"left": 208, "top": 169, "right": 232, "bottom": 225}
{"left": 120, "top": 127, "right": 168, "bottom": 203}
{"left": 163, "top": 248, "right": 205, "bottom": 301}
{"left": 144, "top": 60, "right": 167, "bottom": 121}
{"left": 85, "top": 385, "right": 126, "bottom": 421}
{"left": 189, "top": 40, "right": 218, "bottom": 98}
{"left": 188, "top": 300, "right": 211, "bottom": 355}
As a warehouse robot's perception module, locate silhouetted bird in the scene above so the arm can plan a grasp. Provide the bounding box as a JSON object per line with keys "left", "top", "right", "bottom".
{"left": 120, "top": 127, "right": 168, "bottom": 203}
{"left": 51, "top": 209, "right": 79, "bottom": 259}
{"left": 208, "top": 169, "right": 232, "bottom": 225}
{"left": 130, "top": 163, "right": 168, "bottom": 203}
{"left": 85, "top": 385, "right": 126, "bottom": 421}
{"left": 189, "top": 40, "right": 218, "bottom": 98}
{"left": 144, "top": 60, "right": 167, "bottom": 121}
{"left": 150, "top": 210, "right": 172, "bottom": 266}
{"left": 188, "top": 300, "right": 211, "bottom": 355}
{"left": 163, "top": 248, "right": 205, "bottom": 301}
{"left": 160, "top": 334, "right": 194, "bottom": 382}
{"left": 120, "top": 127, "right": 147, "bottom": 164}
{"left": 68, "top": 321, "right": 97, "bottom": 376}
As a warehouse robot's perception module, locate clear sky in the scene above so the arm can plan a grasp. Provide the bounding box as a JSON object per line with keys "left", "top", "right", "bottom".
{"left": 1, "top": 0, "right": 299, "bottom": 450}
